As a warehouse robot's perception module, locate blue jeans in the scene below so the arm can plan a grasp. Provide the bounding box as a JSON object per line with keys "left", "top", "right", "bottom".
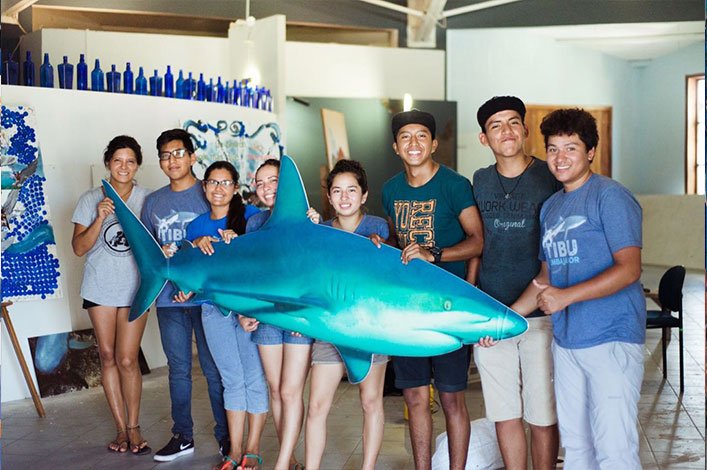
{"left": 156, "top": 306, "right": 228, "bottom": 442}
{"left": 201, "top": 304, "right": 269, "bottom": 414}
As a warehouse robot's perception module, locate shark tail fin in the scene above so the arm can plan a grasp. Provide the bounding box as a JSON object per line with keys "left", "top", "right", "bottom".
{"left": 102, "top": 180, "right": 168, "bottom": 321}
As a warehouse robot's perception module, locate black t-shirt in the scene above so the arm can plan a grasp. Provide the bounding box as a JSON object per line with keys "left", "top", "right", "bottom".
{"left": 473, "top": 157, "right": 561, "bottom": 317}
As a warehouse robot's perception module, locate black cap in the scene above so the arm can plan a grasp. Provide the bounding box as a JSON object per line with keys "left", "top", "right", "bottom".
{"left": 392, "top": 109, "right": 436, "bottom": 140}
{"left": 477, "top": 96, "right": 526, "bottom": 131}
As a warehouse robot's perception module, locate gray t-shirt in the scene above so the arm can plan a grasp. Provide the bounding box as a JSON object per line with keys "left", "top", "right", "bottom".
{"left": 473, "top": 158, "right": 560, "bottom": 317}
{"left": 72, "top": 185, "right": 151, "bottom": 306}
{"left": 140, "top": 181, "right": 209, "bottom": 307}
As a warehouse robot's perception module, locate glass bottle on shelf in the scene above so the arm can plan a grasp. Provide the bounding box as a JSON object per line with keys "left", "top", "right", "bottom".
{"left": 175, "top": 70, "right": 185, "bottom": 99}
{"left": 76, "top": 54, "right": 88, "bottom": 90}
{"left": 197, "top": 73, "right": 206, "bottom": 101}
{"left": 106, "top": 64, "right": 121, "bottom": 92}
{"left": 216, "top": 77, "right": 225, "bottom": 103}
{"left": 135, "top": 67, "right": 148, "bottom": 95}
{"left": 39, "top": 53, "right": 54, "bottom": 88}
{"left": 2, "top": 52, "right": 19, "bottom": 85}
{"left": 57, "top": 56, "right": 74, "bottom": 89}
{"left": 91, "top": 59, "right": 105, "bottom": 91}
{"left": 149, "top": 69, "right": 162, "bottom": 96}
{"left": 123, "top": 62, "right": 134, "bottom": 94}
{"left": 23, "top": 51, "right": 35, "bottom": 86}
{"left": 164, "top": 65, "right": 174, "bottom": 98}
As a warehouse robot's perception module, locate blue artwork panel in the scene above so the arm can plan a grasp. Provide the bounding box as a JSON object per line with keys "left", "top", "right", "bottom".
{"left": 1, "top": 105, "right": 62, "bottom": 301}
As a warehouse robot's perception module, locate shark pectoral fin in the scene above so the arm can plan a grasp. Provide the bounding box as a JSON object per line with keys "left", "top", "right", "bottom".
{"left": 333, "top": 346, "right": 374, "bottom": 385}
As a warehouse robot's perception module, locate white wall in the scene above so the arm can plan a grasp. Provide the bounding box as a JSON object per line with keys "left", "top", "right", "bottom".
{"left": 1, "top": 85, "right": 276, "bottom": 402}
{"left": 447, "top": 27, "right": 637, "bottom": 184}
{"left": 285, "top": 42, "right": 445, "bottom": 100}
{"left": 628, "top": 42, "right": 704, "bottom": 194}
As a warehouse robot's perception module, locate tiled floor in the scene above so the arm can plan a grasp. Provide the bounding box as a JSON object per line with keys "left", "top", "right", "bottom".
{"left": 2, "top": 265, "right": 704, "bottom": 469}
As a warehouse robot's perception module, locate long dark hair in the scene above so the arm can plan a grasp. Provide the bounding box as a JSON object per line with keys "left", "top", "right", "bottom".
{"left": 203, "top": 161, "right": 247, "bottom": 235}
{"left": 104, "top": 135, "right": 143, "bottom": 166}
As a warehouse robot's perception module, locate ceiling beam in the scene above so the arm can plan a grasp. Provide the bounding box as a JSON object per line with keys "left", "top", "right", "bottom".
{"left": 442, "top": 0, "right": 525, "bottom": 18}
{"left": 1, "top": 0, "right": 38, "bottom": 24}
{"left": 358, "top": 0, "right": 425, "bottom": 18}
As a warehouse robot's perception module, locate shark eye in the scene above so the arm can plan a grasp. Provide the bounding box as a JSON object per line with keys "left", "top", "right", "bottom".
{"left": 443, "top": 300, "right": 452, "bottom": 311}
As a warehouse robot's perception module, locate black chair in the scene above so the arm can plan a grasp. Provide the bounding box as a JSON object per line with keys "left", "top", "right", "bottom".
{"left": 646, "top": 265, "right": 686, "bottom": 394}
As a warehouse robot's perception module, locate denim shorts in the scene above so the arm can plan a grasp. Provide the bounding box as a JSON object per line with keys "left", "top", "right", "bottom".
{"left": 393, "top": 345, "right": 471, "bottom": 393}
{"left": 251, "top": 322, "right": 313, "bottom": 345}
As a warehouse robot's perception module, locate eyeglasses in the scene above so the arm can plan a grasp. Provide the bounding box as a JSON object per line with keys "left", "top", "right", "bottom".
{"left": 204, "top": 179, "right": 236, "bottom": 188}
{"left": 158, "top": 148, "right": 189, "bottom": 161}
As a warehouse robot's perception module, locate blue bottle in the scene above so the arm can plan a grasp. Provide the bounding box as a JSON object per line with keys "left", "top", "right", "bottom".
{"left": 207, "top": 78, "right": 215, "bottom": 102}
{"left": 183, "top": 72, "right": 194, "bottom": 100}
{"left": 164, "top": 65, "right": 174, "bottom": 98}
{"left": 149, "top": 69, "right": 162, "bottom": 96}
{"left": 23, "top": 51, "right": 35, "bottom": 86}
{"left": 106, "top": 64, "right": 121, "bottom": 93}
{"left": 215, "top": 77, "right": 225, "bottom": 103}
{"left": 76, "top": 54, "right": 88, "bottom": 90}
{"left": 135, "top": 67, "right": 148, "bottom": 95}
{"left": 39, "top": 53, "right": 54, "bottom": 88}
{"left": 57, "top": 56, "right": 73, "bottom": 89}
{"left": 267, "top": 90, "right": 273, "bottom": 112}
{"left": 123, "top": 62, "right": 134, "bottom": 94}
{"left": 91, "top": 59, "right": 105, "bottom": 91}
{"left": 232, "top": 80, "right": 241, "bottom": 105}
{"left": 3, "top": 52, "right": 19, "bottom": 85}
{"left": 175, "top": 70, "right": 184, "bottom": 99}
{"left": 247, "top": 84, "right": 255, "bottom": 108}
{"left": 196, "top": 73, "right": 206, "bottom": 101}
{"left": 224, "top": 81, "right": 232, "bottom": 104}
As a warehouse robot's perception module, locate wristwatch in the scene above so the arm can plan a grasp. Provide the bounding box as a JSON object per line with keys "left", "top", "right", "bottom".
{"left": 429, "top": 246, "right": 443, "bottom": 264}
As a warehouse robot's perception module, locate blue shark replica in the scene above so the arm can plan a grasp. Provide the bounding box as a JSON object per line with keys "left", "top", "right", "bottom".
{"left": 103, "top": 155, "right": 527, "bottom": 383}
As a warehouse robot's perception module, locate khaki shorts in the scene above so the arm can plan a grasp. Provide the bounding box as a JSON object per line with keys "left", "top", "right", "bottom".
{"left": 474, "top": 316, "right": 557, "bottom": 426}
{"left": 311, "top": 341, "right": 389, "bottom": 365}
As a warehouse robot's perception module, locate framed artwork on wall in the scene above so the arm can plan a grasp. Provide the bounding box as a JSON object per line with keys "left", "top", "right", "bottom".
{"left": 320, "top": 108, "right": 350, "bottom": 170}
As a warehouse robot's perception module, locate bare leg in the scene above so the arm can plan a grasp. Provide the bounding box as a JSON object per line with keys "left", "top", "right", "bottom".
{"left": 359, "top": 363, "right": 386, "bottom": 470}
{"left": 495, "top": 418, "right": 527, "bottom": 470}
{"left": 258, "top": 344, "right": 284, "bottom": 437}
{"left": 403, "top": 386, "right": 433, "bottom": 470}
{"left": 225, "top": 409, "right": 246, "bottom": 462}
{"left": 273, "top": 343, "right": 311, "bottom": 470}
{"left": 88, "top": 306, "right": 127, "bottom": 450}
{"left": 115, "top": 307, "right": 149, "bottom": 449}
{"left": 244, "top": 412, "right": 268, "bottom": 468}
{"left": 530, "top": 423, "right": 559, "bottom": 470}
{"left": 439, "top": 391, "right": 470, "bottom": 470}
{"left": 305, "top": 363, "right": 345, "bottom": 469}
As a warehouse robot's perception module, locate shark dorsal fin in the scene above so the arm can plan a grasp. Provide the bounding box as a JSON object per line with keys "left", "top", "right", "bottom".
{"left": 266, "top": 155, "right": 310, "bottom": 227}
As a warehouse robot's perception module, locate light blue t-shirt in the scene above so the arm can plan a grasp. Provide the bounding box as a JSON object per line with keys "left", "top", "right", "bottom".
{"left": 140, "top": 181, "right": 208, "bottom": 307}
{"left": 186, "top": 205, "right": 259, "bottom": 240}
{"left": 539, "top": 174, "right": 646, "bottom": 348}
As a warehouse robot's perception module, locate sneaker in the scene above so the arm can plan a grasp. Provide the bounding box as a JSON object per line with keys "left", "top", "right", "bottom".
{"left": 218, "top": 437, "right": 231, "bottom": 458}
{"left": 153, "top": 434, "right": 194, "bottom": 462}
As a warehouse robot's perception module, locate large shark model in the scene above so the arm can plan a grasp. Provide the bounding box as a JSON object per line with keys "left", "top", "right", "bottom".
{"left": 103, "top": 155, "right": 528, "bottom": 382}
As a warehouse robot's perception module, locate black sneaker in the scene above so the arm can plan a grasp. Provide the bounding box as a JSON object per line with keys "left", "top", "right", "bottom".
{"left": 218, "top": 437, "right": 231, "bottom": 458}
{"left": 153, "top": 434, "right": 195, "bottom": 462}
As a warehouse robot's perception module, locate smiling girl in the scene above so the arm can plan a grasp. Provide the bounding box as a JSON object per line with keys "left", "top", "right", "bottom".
{"left": 71, "top": 135, "right": 152, "bottom": 455}
{"left": 304, "top": 159, "right": 389, "bottom": 470}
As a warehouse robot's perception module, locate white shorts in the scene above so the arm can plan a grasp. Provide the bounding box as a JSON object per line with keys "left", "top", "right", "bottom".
{"left": 474, "top": 316, "right": 557, "bottom": 426}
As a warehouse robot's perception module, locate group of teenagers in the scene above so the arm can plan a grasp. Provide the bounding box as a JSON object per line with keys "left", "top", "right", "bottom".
{"left": 72, "top": 95, "right": 646, "bottom": 470}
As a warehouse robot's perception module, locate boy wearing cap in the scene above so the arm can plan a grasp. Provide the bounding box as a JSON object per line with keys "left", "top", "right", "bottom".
{"left": 374, "top": 109, "right": 483, "bottom": 470}
{"left": 512, "top": 108, "right": 645, "bottom": 469}
{"left": 472, "top": 96, "right": 560, "bottom": 470}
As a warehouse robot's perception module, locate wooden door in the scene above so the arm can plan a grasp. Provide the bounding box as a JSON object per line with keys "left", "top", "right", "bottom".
{"left": 523, "top": 105, "right": 612, "bottom": 177}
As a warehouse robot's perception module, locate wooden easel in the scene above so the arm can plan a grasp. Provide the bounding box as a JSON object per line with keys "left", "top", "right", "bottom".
{"left": 1, "top": 301, "right": 46, "bottom": 417}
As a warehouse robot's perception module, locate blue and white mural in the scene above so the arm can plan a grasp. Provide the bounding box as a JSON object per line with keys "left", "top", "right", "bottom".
{"left": 182, "top": 119, "right": 283, "bottom": 200}
{"left": 1, "top": 105, "right": 62, "bottom": 301}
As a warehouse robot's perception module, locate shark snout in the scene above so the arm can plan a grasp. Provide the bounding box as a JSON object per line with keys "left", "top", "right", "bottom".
{"left": 495, "top": 308, "right": 529, "bottom": 340}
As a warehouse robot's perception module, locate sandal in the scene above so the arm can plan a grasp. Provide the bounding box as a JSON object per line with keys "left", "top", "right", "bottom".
{"left": 213, "top": 455, "right": 239, "bottom": 470}
{"left": 240, "top": 453, "right": 263, "bottom": 470}
{"left": 107, "top": 429, "right": 129, "bottom": 453}
{"left": 126, "top": 424, "right": 151, "bottom": 456}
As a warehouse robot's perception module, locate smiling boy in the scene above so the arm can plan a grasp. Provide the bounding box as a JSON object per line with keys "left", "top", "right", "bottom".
{"left": 377, "top": 109, "right": 483, "bottom": 470}
{"left": 511, "top": 108, "right": 646, "bottom": 469}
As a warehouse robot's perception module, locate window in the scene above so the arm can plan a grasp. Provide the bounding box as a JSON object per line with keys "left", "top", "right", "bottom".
{"left": 685, "top": 74, "right": 705, "bottom": 195}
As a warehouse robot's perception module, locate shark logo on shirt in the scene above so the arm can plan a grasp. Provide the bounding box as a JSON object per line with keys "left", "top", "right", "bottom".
{"left": 543, "top": 216, "right": 586, "bottom": 266}
{"left": 153, "top": 210, "right": 199, "bottom": 244}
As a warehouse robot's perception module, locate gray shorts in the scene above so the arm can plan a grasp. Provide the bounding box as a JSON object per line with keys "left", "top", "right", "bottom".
{"left": 311, "top": 340, "right": 389, "bottom": 365}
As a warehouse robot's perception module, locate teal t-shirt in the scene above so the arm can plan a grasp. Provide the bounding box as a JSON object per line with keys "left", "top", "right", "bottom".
{"left": 382, "top": 165, "right": 476, "bottom": 278}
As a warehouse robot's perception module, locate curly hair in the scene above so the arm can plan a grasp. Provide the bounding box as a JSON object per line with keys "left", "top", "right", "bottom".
{"left": 540, "top": 108, "right": 599, "bottom": 150}
{"left": 103, "top": 135, "right": 143, "bottom": 166}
